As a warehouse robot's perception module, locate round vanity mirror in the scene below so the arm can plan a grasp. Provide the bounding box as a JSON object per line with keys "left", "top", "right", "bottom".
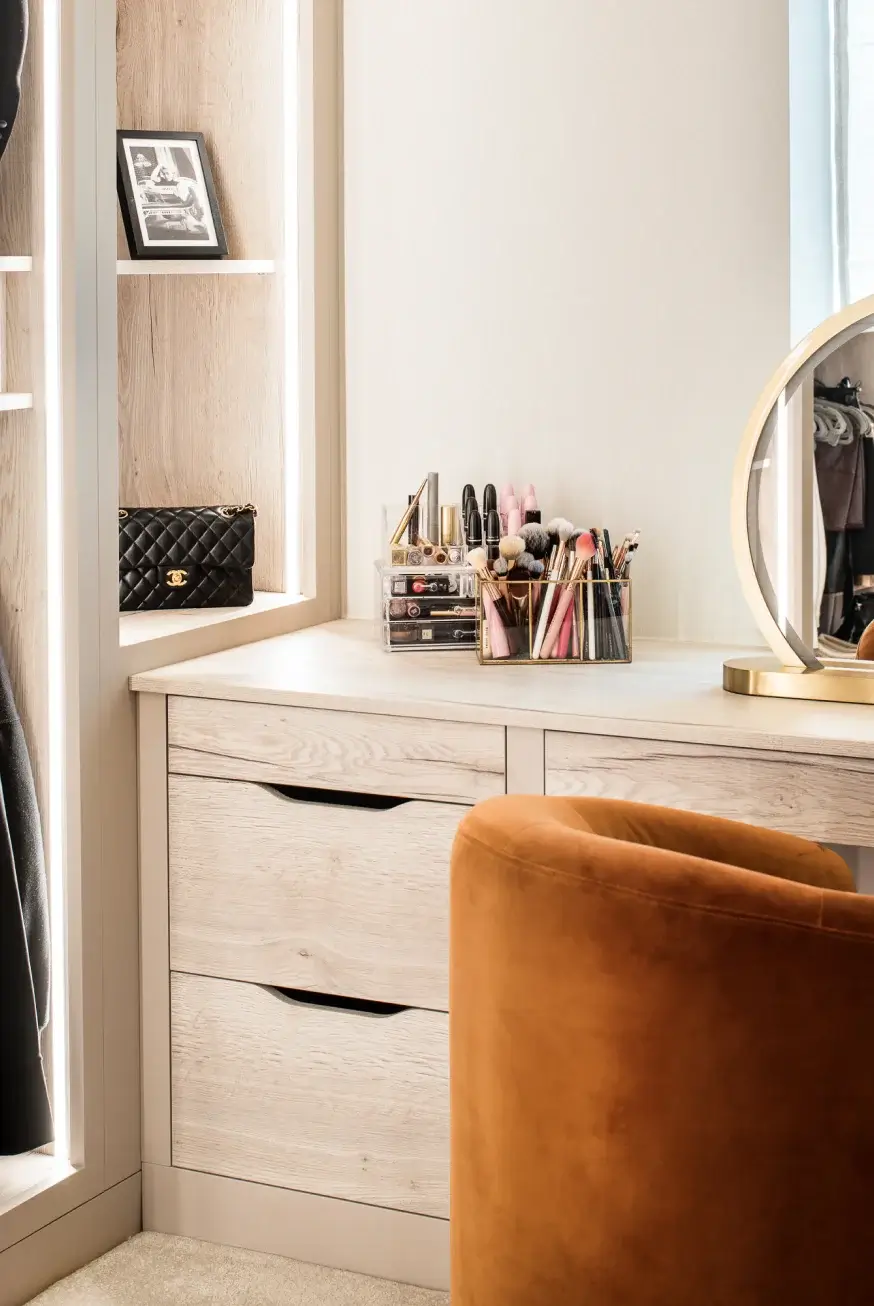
{"left": 726, "top": 295, "right": 874, "bottom": 703}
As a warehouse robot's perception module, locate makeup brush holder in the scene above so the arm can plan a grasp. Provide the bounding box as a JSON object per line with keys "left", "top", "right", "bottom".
{"left": 476, "top": 577, "right": 632, "bottom": 665}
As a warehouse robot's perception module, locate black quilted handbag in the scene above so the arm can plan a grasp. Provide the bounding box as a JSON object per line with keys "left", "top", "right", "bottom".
{"left": 119, "top": 505, "right": 256, "bottom": 612}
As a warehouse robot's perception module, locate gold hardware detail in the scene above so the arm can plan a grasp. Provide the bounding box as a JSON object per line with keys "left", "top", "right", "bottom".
{"left": 166, "top": 569, "right": 188, "bottom": 588}
{"left": 216, "top": 504, "right": 256, "bottom": 519}
{"left": 118, "top": 509, "right": 129, "bottom": 519}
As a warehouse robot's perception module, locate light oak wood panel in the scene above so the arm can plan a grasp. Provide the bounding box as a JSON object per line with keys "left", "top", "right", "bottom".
{"left": 139, "top": 694, "right": 171, "bottom": 1167}
{"left": 171, "top": 972, "right": 449, "bottom": 1218}
{"left": 546, "top": 732, "right": 874, "bottom": 846}
{"left": 168, "top": 696, "right": 506, "bottom": 803}
{"left": 169, "top": 774, "right": 455, "bottom": 1009}
{"left": 116, "top": 0, "right": 283, "bottom": 261}
{"left": 117, "top": 274, "right": 284, "bottom": 592}
{"left": 134, "top": 621, "right": 874, "bottom": 764}
{"left": 143, "top": 1164, "right": 449, "bottom": 1291}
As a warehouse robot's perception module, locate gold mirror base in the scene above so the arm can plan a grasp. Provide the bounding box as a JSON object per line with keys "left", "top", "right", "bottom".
{"left": 724, "top": 656, "right": 874, "bottom": 705}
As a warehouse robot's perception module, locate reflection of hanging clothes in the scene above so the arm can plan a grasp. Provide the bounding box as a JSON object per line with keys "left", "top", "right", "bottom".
{"left": 849, "top": 429, "right": 874, "bottom": 574}
{"left": 815, "top": 379, "right": 868, "bottom": 638}
{"left": 0, "top": 646, "right": 52, "bottom": 1154}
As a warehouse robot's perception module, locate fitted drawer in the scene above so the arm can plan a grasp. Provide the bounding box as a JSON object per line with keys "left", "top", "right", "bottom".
{"left": 171, "top": 972, "right": 449, "bottom": 1218}
{"left": 168, "top": 697, "right": 505, "bottom": 804}
{"left": 169, "top": 774, "right": 456, "bottom": 1010}
{"left": 545, "top": 732, "right": 874, "bottom": 845}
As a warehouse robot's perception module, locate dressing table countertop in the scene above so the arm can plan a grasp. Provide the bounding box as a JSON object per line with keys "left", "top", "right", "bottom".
{"left": 128, "top": 619, "right": 874, "bottom": 761}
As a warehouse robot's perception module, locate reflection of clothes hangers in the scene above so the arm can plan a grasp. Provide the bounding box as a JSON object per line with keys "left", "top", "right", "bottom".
{"left": 814, "top": 401, "right": 853, "bottom": 446}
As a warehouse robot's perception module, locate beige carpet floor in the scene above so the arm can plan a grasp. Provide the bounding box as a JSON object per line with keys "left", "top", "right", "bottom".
{"left": 27, "top": 1233, "right": 449, "bottom": 1305}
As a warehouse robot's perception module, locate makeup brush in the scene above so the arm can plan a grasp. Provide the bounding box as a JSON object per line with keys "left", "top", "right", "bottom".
{"left": 519, "top": 522, "right": 550, "bottom": 559}
{"left": 492, "top": 556, "right": 509, "bottom": 577}
{"left": 466, "top": 547, "right": 510, "bottom": 659}
{"left": 483, "top": 484, "right": 498, "bottom": 517}
{"left": 499, "top": 534, "right": 525, "bottom": 573}
{"left": 532, "top": 519, "right": 574, "bottom": 659}
{"left": 486, "top": 508, "right": 502, "bottom": 561}
{"left": 540, "top": 532, "right": 596, "bottom": 659}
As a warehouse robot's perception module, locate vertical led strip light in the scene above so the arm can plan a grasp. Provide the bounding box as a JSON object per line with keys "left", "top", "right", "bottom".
{"left": 43, "top": 0, "right": 69, "bottom": 1158}
{"left": 775, "top": 389, "right": 790, "bottom": 636}
{"left": 283, "top": 0, "right": 300, "bottom": 595}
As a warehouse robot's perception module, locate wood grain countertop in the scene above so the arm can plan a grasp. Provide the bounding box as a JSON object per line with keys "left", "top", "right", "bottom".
{"left": 130, "top": 619, "right": 874, "bottom": 760}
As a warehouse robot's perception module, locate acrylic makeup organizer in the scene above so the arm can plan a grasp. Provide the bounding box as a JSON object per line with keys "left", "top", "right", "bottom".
{"left": 378, "top": 562, "right": 477, "bottom": 651}
{"left": 476, "top": 577, "right": 632, "bottom": 665}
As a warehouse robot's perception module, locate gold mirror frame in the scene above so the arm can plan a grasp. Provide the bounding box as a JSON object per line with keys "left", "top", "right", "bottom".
{"left": 725, "top": 293, "right": 874, "bottom": 704}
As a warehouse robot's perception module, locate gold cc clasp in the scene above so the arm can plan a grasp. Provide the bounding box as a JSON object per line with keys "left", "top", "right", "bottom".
{"left": 166, "top": 569, "right": 188, "bottom": 588}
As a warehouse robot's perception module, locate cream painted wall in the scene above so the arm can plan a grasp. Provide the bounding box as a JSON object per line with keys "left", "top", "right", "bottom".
{"left": 344, "top": 0, "right": 789, "bottom": 642}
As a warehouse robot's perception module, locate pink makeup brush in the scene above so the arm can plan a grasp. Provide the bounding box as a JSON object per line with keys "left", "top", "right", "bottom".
{"left": 540, "top": 532, "right": 596, "bottom": 659}
{"left": 466, "top": 547, "right": 511, "bottom": 659}
{"left": 557, "top": 601, "right": 574, "bottom": 659}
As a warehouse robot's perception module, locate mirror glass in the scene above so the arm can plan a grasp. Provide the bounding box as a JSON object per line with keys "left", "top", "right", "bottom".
{"left": 747, "top": 312, "right": 874, "bottom": 667}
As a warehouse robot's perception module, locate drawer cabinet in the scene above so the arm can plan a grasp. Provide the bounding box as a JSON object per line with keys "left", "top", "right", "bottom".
{"left": 545, "top": 732, "right": 874, "bottom": 845}
{"left": 168, "top": 697, "right": 506, "bottom": 804}
{"left": 171, "top": 972, "right": 449, "bottom": 1219}
{"left": 169, "top": 774, "right": 456, "bottom": 1010}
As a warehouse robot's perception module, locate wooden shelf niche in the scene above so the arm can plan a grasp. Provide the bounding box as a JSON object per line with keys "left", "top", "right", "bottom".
{"left": 116, "top": 0, "right": 291, "bottom": 610}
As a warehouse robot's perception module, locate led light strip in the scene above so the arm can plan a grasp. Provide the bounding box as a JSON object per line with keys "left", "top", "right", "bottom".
{"left": 283, "top": 0, "right": 301, "bottom": 596}
{"left": 43, "top": 0, "right": 69, "bottom": 1159}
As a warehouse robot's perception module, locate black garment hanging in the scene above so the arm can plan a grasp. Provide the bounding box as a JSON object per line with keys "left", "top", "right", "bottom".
{"left": 815, "top": 378, "right": 867, "bottom": 640}
{"left": 0, "top": 646, "right": 52, "bottom": 1154}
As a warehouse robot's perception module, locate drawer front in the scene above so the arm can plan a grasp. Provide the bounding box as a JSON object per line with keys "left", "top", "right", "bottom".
{"left": 169, "top": 774, "right": 455, "bottom": 1010}
{"left": 546, "top": 732, "right": 874, "bottom": 845}
{"left": 171, "top": 972, "right": 449, "bottom": 1218}
{"left": 169, "top": 697, "right": 505, "bottom": 804}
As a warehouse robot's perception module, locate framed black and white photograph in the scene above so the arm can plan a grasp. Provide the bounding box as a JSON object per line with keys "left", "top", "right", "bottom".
{"left": 116, "top": 130, "right": 228, "bottom": 259}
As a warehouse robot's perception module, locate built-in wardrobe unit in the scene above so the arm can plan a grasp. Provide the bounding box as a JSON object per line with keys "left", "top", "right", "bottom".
{"left": 0, "top": 1, "right": 342, "bottom": 1300}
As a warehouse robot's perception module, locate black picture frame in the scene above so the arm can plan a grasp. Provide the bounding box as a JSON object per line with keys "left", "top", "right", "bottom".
{"left": 116, "top": 130, "right": 228, "bottom": 260}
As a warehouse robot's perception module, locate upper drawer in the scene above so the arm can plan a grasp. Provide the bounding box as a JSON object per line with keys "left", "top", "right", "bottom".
{"left": 169, "top": 774, "right": 455, "bottom": 1010}
{"left": 168, "top": 697, "right": 505, "bottom": 804}
{"left": 546, "top": 732, "right": 874, "bottom": 846}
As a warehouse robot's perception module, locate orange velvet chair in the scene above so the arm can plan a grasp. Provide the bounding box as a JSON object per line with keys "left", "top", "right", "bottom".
{"left": 450, "top": 795, "right": 874, "bottom": 1306}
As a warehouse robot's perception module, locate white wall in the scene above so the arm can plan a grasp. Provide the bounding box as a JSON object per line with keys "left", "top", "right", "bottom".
{"left": 344, "top": 0, "right": 790, "bottom": 643}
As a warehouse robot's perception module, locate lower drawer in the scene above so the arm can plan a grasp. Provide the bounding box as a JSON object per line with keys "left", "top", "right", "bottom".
{"left": 171, "top": 972, "right": 449, "bottom": 1219}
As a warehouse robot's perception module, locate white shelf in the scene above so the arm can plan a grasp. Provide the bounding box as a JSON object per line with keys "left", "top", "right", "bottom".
{"left": 0, "top": 256, "right": 33, "bottom": 273}
{"left": 117, "top": 259, "right": 275, "bottom": 277}
{"left": 0, "top": 393, "right": 34, "bottom": 412}
{"left": 120, "top": 590, "right": 303, "bottom": 648}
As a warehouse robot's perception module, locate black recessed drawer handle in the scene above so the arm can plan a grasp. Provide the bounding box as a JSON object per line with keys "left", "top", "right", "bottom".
{"left": 263, "top": 985, "right": 408, "bottom": 1017}
{"left": 264, "top": 783, "right": 411, "bottom": 812}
